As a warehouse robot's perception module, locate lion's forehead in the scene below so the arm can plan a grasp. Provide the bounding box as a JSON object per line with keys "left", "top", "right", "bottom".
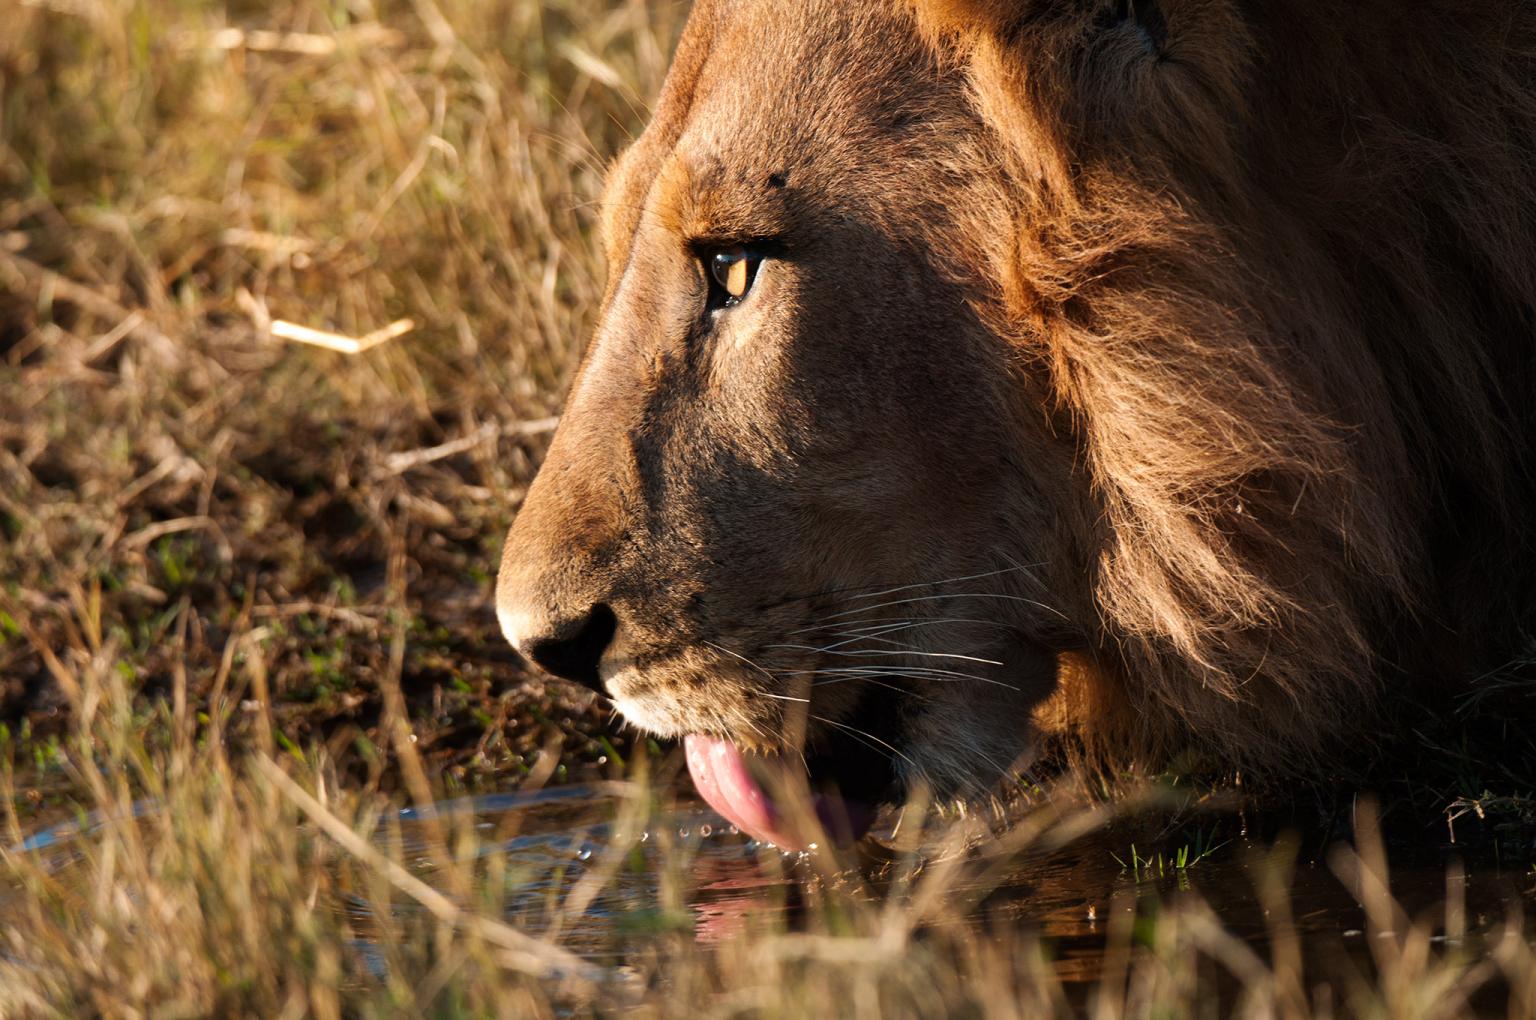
{"left": 598, "top": 0, "right": 977, "bottom": 268}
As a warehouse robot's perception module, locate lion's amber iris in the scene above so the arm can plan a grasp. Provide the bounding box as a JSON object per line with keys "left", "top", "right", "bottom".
{"left": 709, "top": 249, "right": 759, "bottom": 305}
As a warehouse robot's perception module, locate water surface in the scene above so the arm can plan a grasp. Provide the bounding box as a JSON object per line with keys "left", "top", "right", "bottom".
{"left": 12, "top": 778, "right": 1533, "bottom": 991}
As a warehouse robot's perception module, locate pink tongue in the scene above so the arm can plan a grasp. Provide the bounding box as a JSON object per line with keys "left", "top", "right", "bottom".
{"left": 683, "top": 735, "right": 874, "bottom": 851}
{"left": 683, "top": 734, "right": 797, "bottom": 847}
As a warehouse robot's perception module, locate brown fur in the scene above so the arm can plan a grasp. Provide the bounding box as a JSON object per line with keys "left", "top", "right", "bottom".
{"left": 498, "top": 0, "right": 1536, "bottom": 800}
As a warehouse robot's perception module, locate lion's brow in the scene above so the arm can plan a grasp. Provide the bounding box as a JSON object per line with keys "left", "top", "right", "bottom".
{"left": 650, "top": 150, "right": 797, "bottom": 244}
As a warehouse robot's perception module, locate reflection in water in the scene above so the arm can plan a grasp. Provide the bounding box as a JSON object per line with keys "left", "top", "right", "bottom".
{"left": 369, "top": 785, "right": 1536, "bottom": 985}
{"left": 688, "top": 848, "right": 787, "bottom": 945}
{"left": 11, "top": 781, "right": 1534, "bottom": 987}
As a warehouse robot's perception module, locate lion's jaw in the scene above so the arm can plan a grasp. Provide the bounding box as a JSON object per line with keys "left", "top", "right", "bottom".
{"left": 494, "top": 1, "right": 1078, "bottom": 846}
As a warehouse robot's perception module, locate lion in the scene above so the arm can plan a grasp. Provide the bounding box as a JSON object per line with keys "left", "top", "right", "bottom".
{"left": 496, "top": 0, "right": 1536, "bottom": 848}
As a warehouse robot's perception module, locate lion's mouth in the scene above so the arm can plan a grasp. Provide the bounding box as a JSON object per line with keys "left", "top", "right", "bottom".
{"left": 683, "top": 699, "right": 900, "bottom": 850}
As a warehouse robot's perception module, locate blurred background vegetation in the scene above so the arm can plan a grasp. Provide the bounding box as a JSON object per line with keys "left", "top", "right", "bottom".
{"left": 1, "top": 0, "right": 686, "bottom": 785}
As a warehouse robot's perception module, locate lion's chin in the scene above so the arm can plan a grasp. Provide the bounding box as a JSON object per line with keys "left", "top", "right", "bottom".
{"left": 683, "top": 734, "right": 888, "bottom": 851}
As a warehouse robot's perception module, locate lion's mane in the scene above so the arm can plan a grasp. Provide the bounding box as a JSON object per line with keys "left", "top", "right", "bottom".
{"left": 915, "top": 0, "right": 1536, "bottom": 773}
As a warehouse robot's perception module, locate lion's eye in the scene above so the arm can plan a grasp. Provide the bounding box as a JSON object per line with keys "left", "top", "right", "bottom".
{"left": 706, "top": 248, "right": 762, "bottom": 310}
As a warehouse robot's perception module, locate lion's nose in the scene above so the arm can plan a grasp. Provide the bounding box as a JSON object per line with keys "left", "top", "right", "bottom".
{"left": 515, "top": 603, "right": 618, "bottom": 694}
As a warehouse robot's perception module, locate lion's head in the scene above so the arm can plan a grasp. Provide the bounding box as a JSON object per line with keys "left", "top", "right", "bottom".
{"left": 498, "top": 0, "right": 1536, "bottom": 846}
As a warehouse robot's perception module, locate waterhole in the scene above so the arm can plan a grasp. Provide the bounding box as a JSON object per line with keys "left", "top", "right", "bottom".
{"left": 12, "top": 780, "right": 1532, "bottom": 992}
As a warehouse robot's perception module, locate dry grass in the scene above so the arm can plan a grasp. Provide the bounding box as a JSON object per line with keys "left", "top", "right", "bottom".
{"left": 2, "top": 1, "right": 1534, "bottom": 1016}
{"left": 3, "top": 639, "right": 1534, "bottom": 1018}
{"left": 0, "top": 0, "right": 689, "bottom": 779}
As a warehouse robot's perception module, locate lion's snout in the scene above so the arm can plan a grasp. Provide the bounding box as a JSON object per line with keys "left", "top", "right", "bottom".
{"left": 494, "top": 394, "right": 649, "bottom": 695}
{"left": 495, "top": 515, "right": 627, "bottom": 694}
{"left": 495, "top": 481, "right": 626, "bottom": 695}
{"left": 499, "top": 598, "right": 618, "bottom": 694}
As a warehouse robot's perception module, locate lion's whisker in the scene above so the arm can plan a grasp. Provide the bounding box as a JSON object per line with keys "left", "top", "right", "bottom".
{"left": 753, "top": 561, "right": 1048, "bottom": 614}
{"left": 783, "top": 665, "right": 1022, "bottom": 692}
{"left": 823, "top": 591, "right": 1068, "bottom": 622}
{"left": 814, "top": 633, "right": 929, "bottom": 654}
{"left": 823, "top": 672, "right": 1020, "bottom": 691}
{"left": 838, "top": 563, "right": 1046, "bottom": 605}
{"left": 763, "top": 642, "right": 1005, "bottom": 666}
{"left": 704, "top": 639, "right": 777, "bottom": 681}
{"left": 788, "top": 620, "right": 933, "bottom": 645}
{"left": 788, "top": 616, "right": 1018, "bottom": 638}
{"left": 705, "top": 639, "right": 812, "bottom": 703}
{"left": 792, "top": 657, "right": 1007, "bottom": 682}
{"left": 851, "top": 676, "right": 932, "bottom": 703}
{"left": 959, "top": 743, "right": 1021, "bottom": 789}
{"left": 809, "top": 713, "right": 922, "bottom": 772}
{"left": 779, "top": 618, "right": 1010, "bottom": 657}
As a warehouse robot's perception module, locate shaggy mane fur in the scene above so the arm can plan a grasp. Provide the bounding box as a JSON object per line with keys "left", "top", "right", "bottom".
{"left": 913, "top": 0, "right": 1536, "bottom": 773}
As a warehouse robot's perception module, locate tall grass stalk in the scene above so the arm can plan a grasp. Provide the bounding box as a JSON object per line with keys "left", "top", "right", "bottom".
{"left": 1, "top": 639, "right": 1532, "bottom": 1017}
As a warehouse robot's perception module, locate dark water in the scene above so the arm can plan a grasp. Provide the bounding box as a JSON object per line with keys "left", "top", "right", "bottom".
{"left": 399, "top": 784, "right": 1536, "bottom": 990}
{"left": 12, "top": 781, "right": 1535, "bottom": 988}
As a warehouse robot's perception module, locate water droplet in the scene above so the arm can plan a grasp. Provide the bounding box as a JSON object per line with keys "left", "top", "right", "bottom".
{"left": 576, "top": 848, "right": 592, "bottom": 861}
{"left": 678, "top": 827, "right": 689, "bottom": 838}
{"left": 807, "top": 842, "right": 818, "bottom": 851}
{"left": 699, "top": 824, "right": 712, "bottom": 838}
{"left": 638, "top": 831, "right": 650, "bottom": 842}
{"left": 727, "top": 826, "right": 739, "bottom": 836}
{"left": 596, "top": 756, "right": 608, "bottom": 765}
